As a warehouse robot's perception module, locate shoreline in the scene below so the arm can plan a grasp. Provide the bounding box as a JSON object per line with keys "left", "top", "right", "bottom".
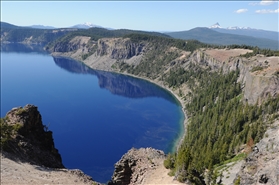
{"left": 118, "top": 72, "right": 187, "bottom": 153}
{"left": 51, "top": 52, "right": 187, "bottom": 152}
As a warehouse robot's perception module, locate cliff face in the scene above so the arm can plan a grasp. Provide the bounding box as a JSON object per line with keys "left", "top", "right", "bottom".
{"left": 52, "top": 36, "right": 93, "bottom": 53}
{"left": 234, "top": 120, "right": 279, "bottom": 185}
{"left": 51, "top": 36, "right": 145, "bottom": 60}
{"left": 191, "top": 49, "right": 279, "bottom": 104}
{"left": 96, "top": 38, "right": 145, "bottom": 59}
{"left": 2, "top": 104, "right": 64, "bottom": 168}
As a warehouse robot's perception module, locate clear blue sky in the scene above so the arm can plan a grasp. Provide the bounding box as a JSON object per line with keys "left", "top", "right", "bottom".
{"left": 1, "top": 1, "right": 278, "bottom": 32}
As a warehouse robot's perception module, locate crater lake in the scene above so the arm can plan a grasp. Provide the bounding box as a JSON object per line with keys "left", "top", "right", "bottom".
{"left": 1, "top": 43, "right": 184, "bottom": 183}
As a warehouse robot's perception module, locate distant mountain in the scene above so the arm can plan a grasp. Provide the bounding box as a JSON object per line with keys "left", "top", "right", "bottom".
{"left": 1, "top": 22, "right": 20, "bottom": 29}
{"left": 27, "top": 25, "right": 56, "bottom": 29}
{"left": 71, "top": 22, "right": 103, "bottom": 29}
{"left": 209, "top": 23, "right": 278, "bottom": 41}
{"left": 209, "top": 22, "right": 252, "bottom": 30}
{"left": 0, "top": 22, "right": 56, "bottom": 30}
{"left": 209, "top": 22, "right": 222, "bottom": 29}
{"left": 166, "top": 27, "right": 279, "bottom": 50}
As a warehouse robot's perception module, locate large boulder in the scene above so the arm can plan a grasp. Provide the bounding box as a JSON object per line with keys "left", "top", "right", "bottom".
{"left": 109, "top": 147, "right": 165, "bottom": 185}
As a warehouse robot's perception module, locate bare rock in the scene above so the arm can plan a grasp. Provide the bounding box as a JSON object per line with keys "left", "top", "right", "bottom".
{"left": 97, "top": 38, "right": 144, "bottom": 59}
{"left": 109, "top": 147, "right": 166, "bottom": 185}
{"left": 2, "top": 104, "right": 64, "bottom": 168}
{"left": 234, "top": 120, "right": 279, "bottom": 185}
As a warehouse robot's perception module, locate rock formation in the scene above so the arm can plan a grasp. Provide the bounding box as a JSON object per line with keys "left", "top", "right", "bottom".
{"left": 109, "top": 147, "right": 166, "bottom": 185}
{"left": 1, "top": 104, "right": 99, "bottom": 184}
{"left": 1, "top": 104, "right": 64, "bottom": 168}
{"left": 191, "top": 49, "right": 279, "bottom": 105}
{"left": 96, "top": 38, "right": 144, "bottom": 59}
{"left": 234, "top": 120, "right": 279, "bottom": 185}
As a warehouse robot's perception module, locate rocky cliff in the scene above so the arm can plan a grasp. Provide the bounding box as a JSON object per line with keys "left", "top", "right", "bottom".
{"left": 234, "top": 120, "right": 279, "bottom": 185}
{"left": 1, "top": 104, "right": 98, "bottom": 184}
{"left": 1, "top": 104, "right": 64, "bottom": 168}
{"left": 96, "top": 38, "right": 145, "bottom": 59}
{"left": 109, "top": 147, "right": 166, "bottom": 185}
{"left": 51, "top": 36, "right": 145, "bottom": 61}
{"left": 191, "top": 49, "right": 279, "bottom": 105}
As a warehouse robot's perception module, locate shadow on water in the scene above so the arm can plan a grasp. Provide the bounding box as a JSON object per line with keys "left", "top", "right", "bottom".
{"left": 1, "top": 43, "right": 48, "bottom": 55}
{"left": 53, "top": 56, "right": 179, "bottom": 105}
{"left": 1, "top": 44, "right": 184, "bottom": 183}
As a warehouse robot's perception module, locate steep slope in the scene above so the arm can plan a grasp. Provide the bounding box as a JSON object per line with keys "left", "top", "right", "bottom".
{"left": 234, "top": 120, "right": 279, "bottom": 185}
{"left": 48, "top": 34, "right": 279, "bottom": 184}
{"left": 1, "top": 104, "right": 64, "bottom": 168}
{"left": 0, "top": 104, "right": 99, "bottom": 184}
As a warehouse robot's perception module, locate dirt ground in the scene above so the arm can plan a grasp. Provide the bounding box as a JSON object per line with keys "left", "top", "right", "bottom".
{"left": 1, "top": 154, "right": 185, "bottom": 185}
{"left": 0, "top": 154, "right": 95, "bottom": 185}
{"left": 141, "top": 159, "right": 186, "bottom": 185}
{"left": 204, "top": 48, "right": 253, "bottom": 62}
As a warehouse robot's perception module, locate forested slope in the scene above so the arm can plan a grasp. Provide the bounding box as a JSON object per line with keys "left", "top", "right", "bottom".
{"left": 2, "top": 26, "right": 279, "bottom": 184}
{"left": 46, "top": 32, "right": 279, "bottom": 184}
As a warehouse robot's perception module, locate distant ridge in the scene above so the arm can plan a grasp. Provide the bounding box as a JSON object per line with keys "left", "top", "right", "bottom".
{"left": 166, "top": 27, "right": 279, "bottom": 50}
{"left": 208, "top": 22, "right": 278, "bottom": 41}
{"left": 27, "top": 25, "right": 56, "bottom": 29}
{"left": 1, "top": 22, "right": 20, "bottom": 29}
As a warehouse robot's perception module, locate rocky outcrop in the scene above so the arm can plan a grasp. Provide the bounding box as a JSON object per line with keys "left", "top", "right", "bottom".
{"left": 234, "top": 120, "right": 279, "bottom": 185}
{"left": 191, "top": 49, "right": 279, "bottom": 105}
{"left": 51, "top": 36, "right": 145, "bottom": 61}
{"left": 1, "top": 104, "right": 101, "bottom": 184}
{"left": 97, "top": 38, "right": 145, "bottom": 59}
{"left": 52, "top": 36, "right": 93, "bottom": 53}
{"left": 244, "top": 73, "right": 279, "bottom": 104}
{"left": 2, "top": 104, "right": 64, "bottom": 168}
{"left": 109, "top": 147, "right": 166, "bottom": 185}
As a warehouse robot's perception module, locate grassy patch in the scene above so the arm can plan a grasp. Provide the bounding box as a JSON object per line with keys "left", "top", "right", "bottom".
{"left": 0, "top": 118, "right": 22, "bottom": 148}
{"left": 251, "top": 66, "right": 264, "bottom": 72}
{"left": 214, "top": 153, "right": 246, "bottom": 171}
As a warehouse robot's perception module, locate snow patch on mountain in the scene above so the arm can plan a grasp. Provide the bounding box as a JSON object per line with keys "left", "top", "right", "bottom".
{"left": 209, "top": 23, "right": 254, "bottom": 30}
{"left": 71, "top": 22, "right": 102, "bottom": 29}
{"left": 209, "top": 22, "right": 222, "bottom": 29}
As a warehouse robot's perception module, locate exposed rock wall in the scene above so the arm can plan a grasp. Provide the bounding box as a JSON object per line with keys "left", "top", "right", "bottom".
{"left": 2, "top": 104, "right": 64, "bottom": 168}
{"left": 244, "top": 73, "right": 279, "bottom": 104}
{"left": 190, "top": 50, "right": 279, "bottom": 105}
{"left": 1, "top": 104, "right": 100, "bottom": 184}
{"left": 52, "top": 36, "right": 92, "bottom": 53}
{"left": 96, "top": 38, "right": 145, "bottom": 59}
{"left": 234, "top": 120, "right": 279, "bottom": 185}
{"left": 109, "top": 147, "right": 166, "bottom": 185}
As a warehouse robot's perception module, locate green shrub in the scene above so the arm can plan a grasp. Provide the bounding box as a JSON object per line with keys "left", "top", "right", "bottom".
{"left": 251, "top": 66, "right": 264, "bottom": 72}
{"left": 164, "top": 153, "right": 175, "bottom": 169}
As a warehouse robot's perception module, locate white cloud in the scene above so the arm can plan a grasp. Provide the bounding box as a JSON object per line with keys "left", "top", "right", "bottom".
{"left": 255, "top": 8, "right": 279, "bottom": 13}
{"left": 249, "top": 2, "right": 258, "bottom": 6}
{"left": 249, "top": 0, "right": 277, "bottom": 6}
{"left": 235, "top": 9, "right": 248, "bottom": 13}
{"left": 259, "top": 0, "right": 277, "bottom": 6}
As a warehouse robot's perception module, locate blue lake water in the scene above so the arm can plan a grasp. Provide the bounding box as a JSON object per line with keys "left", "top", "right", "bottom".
{"left": 1, "top": 43, "right": 184, "bottom": 183}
